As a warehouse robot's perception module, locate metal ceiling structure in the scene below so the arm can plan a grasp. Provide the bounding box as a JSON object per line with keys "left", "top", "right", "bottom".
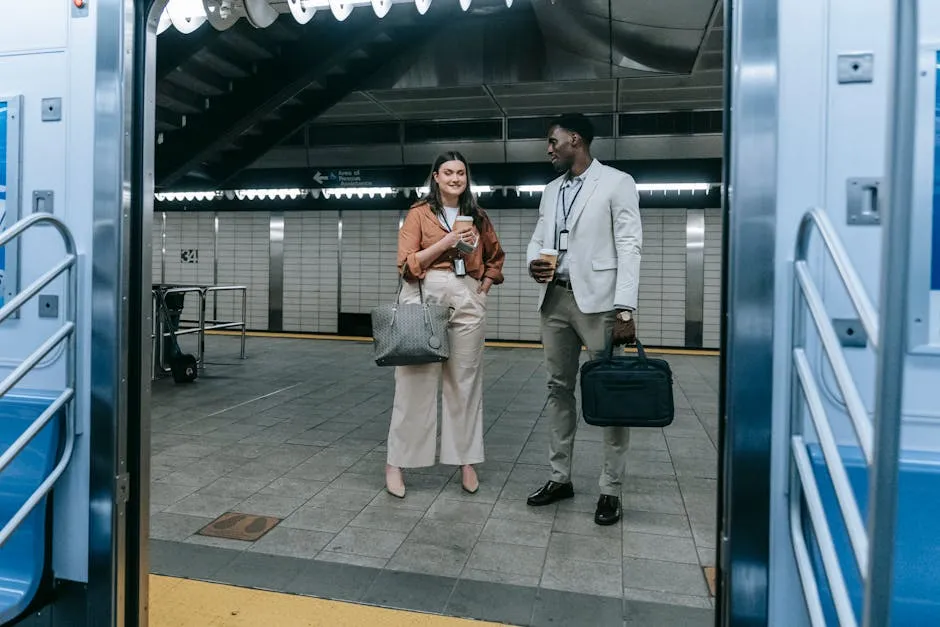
{"left": 155, "top": 0, "right": 725, "bottom": 190}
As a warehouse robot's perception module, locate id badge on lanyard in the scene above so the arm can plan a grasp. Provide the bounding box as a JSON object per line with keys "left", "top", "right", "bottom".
{"left": 443, "top": 210, "right": 468, "bottom": 276}
{"left": 558, "top": 182, "right": 580, "bottom": 253}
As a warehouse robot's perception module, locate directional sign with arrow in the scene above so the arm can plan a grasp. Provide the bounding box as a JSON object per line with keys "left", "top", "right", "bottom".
{"left": 309, "top": 168, "right": 401, "bottom": 188}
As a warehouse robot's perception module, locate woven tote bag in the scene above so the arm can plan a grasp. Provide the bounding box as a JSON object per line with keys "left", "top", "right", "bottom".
{"left": 371, "top": 278, "right": 451, "bottom": 367}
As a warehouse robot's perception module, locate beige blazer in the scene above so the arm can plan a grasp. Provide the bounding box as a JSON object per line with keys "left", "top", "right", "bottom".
{"left": 526, "top": 159, "right": 642, "bottom": 314}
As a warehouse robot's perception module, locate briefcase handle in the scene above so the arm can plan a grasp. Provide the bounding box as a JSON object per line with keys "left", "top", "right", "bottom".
{"left": 602, "top": 332, "right": 649, "bottom": 362}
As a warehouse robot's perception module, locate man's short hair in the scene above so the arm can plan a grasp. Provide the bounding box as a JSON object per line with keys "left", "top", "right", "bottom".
{"left": 548, "top": 113, "right": 595, "bottom": 145}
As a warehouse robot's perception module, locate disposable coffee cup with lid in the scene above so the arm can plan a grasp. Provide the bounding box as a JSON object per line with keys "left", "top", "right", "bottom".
{"left": 454, "top": 216, "right": 474, "bottom": 232}
{"left": 539, "top": 248, "right": 558, "bottom": 267}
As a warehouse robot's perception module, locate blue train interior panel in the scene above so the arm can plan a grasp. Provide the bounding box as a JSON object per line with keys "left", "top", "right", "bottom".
{"left": 804, "top": 443, "right": 940, "bottom": 626}
{"left": 0, "top": 391, "right": 62, "bottom": 624}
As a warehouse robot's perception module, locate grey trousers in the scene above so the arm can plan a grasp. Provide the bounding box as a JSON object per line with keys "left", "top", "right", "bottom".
{"left": 540, "top": 284, "right": 630, "bottom": 496}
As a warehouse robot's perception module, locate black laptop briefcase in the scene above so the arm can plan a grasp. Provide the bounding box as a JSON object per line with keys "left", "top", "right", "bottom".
{"left": 580, "top": 339, "right": 675, "bottom": 428}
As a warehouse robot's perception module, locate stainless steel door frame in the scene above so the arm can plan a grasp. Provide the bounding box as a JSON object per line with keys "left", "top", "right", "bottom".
{"left": 716, "top": 0, "right": 778, "bottom": 623}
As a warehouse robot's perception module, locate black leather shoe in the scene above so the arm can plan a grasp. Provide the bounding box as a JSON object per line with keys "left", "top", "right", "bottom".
{"left": 594, "top": 495, "right": 622, "bottom": 525}
{"left": 526, "top": 481, "right": 574, "bottom": 506}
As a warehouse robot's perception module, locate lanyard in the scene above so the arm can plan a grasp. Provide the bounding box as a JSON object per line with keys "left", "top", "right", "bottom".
{"left": 555, "top": 179, "right": 582, "bottom": 251}
{"left": 557, "top": 179, "right": 583, "bottom": 226}
{"left": 439, "top": 208, "right": 456, "bottom": 232}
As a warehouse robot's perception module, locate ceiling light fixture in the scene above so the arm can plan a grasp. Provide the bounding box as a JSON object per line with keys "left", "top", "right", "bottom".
{"left": 288, "top": 0, "right": 323, "bottom": 24}
{"left": 165, "top": 0, "right": 207, "bottom": 33}
{"left": 155, "top": 183, "right": 719, "bottom": 202}
{"left": 158, "top": 0, "right": 517, "bottom": 33}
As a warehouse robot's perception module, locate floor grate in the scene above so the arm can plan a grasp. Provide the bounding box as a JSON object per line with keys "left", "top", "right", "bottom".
{"left": 197, "top": 512, "right": 281, "bottom": 542}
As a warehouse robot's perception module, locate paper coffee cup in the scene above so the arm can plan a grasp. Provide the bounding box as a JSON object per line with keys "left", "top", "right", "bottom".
{"left": 539, "top": 248, "right": 558, "bottom": 268}
{"left": 454, "top": 216, "right": 473, "bottom": 232}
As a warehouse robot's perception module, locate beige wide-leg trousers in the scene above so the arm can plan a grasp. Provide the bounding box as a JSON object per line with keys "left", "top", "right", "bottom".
{"left": 387, "top": 269, "right": 487, "bottom": 468}
{"left": 541, "top": 283, "right": 630, "bottom": 496}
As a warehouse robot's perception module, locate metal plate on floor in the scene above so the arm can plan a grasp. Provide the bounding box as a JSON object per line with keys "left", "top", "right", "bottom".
{"left": 704, "top": 567, "right": 717, "bottom": 597}
{"left": 198, "top": 512, "right": 281, "bottom": 542}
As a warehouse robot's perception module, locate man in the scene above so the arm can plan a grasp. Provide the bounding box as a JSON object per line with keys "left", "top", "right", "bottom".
{"left": 525, "top": 112, "right": 642, "bottom": 526}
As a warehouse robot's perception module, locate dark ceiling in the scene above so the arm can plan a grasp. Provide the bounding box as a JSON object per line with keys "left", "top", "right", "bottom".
{"left": 154, "top": 0, "right": 724, "bottom": 190}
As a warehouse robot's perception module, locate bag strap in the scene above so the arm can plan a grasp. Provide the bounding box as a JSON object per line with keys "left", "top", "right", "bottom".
{"left": 395, "top": 270, "right": 426, "bottom": 305}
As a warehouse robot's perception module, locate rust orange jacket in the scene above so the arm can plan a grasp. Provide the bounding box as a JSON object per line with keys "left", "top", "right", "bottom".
{"left": 398, "top": 202, "right": 506, "bottom": 285}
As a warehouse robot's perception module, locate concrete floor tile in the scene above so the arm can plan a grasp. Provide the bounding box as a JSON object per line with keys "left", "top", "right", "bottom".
{"left": 151, "top": 337, "right": 720, "bottom": 620}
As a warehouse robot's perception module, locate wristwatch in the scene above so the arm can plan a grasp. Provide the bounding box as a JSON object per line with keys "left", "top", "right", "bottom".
{"left": 616, "top": 309, "right": 633, "bottom": 322}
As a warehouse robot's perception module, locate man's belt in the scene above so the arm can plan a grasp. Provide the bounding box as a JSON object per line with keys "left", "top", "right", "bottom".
{"left": 552, "top": 276, "right": 573, "bottom": 290}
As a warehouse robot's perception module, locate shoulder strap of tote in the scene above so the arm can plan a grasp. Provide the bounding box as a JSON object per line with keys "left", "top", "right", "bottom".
{"left": 395, "top": 271, "right": 425, "bottom": 304}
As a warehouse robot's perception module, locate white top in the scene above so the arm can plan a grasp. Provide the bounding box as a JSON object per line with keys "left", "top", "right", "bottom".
{"left": 439, "top": 206, "right": 459, "bottom": 231}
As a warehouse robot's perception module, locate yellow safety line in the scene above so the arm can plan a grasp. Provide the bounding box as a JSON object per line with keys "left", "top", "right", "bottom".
{"left": 149, "top": 575, "right": 507, "bottom": 627}
{"left": 205, "top": 329, "right": 720, "bottom": 357}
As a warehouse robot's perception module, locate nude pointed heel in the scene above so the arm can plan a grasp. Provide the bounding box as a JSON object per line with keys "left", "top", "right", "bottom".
{"left": 461, "top": 465, "right": 479, "bottom": 494}
{"left": 386, "top": 465, "right": 406, "bottom": 498}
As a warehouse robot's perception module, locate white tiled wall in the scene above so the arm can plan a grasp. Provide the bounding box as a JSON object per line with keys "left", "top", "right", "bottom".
{"left": 152, "top": 206, "right": 720, "bottom": 347}
{"left": 662, "top": 211, "right": 688, "bottom": 347}
{"left": 637, "top": 208, "right": 687, "bottom": 347}
{"left": 485, "top": 209, "right": 542, "bottom": 341}
{"left": 159, "top": 212, "right": 215, "bottom": 318}
{"left": 216, "top": 212, "right": 270, "bottom": 330}
{"left": 340, "top": 210, "right": 402, "bottom": 315}
{"left": 151, "top": 213, "right": 164, "bottom": 283}
{"left": 283, "top": 211, "right": 339, "bottom": 333}
{"left": 704, "top": 208, "right": 723, "bottom": 348}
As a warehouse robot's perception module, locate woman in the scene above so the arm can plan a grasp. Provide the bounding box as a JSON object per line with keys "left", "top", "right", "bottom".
{"left": 385, "top": 151, "right": 505, "bottom": 498}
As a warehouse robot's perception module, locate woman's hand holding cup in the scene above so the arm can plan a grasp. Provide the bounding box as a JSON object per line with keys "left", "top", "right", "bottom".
{"left": 443, "top": 229, "right": 464, "bottom": 249}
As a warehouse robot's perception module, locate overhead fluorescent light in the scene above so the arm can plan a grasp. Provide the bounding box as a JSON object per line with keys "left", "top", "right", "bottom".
{"left": 637, "top": 183, "right": 713, "bottom": 193}
{"left": 154, "top": 191, "right": 217, "bottom": 202}
{"left": 321, "top": 187, "right": 397, "bottom": 199}
{"left": 154, "top": 183, "right": 719, "bottom": 202}
{"left": 517, "top": 185, "right": 545, "bottom": 194}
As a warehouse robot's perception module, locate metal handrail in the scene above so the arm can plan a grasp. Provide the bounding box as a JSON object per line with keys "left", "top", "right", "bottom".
{"left": 795, "top": 209, "right": 879, "bottom": 347}
{"left": 204, "top": 285, "right": 247, "bottom": 360}
{"left": 793, "top": 348, "right": 868, "bottom": 573}
{"left": 793, "top": 251, "right": 874, "bottom": 463}
{"left": 789, "top": 208, "right": 874, "bottom": 625}
{"left": 0, "top": 212, "right": 78, "bottom": 547}
{"left": 790, "top": 434, "right": 858, "bottom": 627}
{"left": 151, "top": 284, "right": 247, "bottom": 379}
{"left": 787, "top": 0, "right": 916, "bottom": 623}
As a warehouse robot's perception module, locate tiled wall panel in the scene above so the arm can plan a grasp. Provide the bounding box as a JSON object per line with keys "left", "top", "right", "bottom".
{"left": 340, "top": 210, "right": 402, "bottom": 315}
{"left": 661, "top": 211, "right": 688, "bottom": 347}
{"left": 283, "top": 211, "right": 339, "bottom": 333}
{"left": 704, "top": 208, "right": 723, "bottom": 349}
{"left": 155, "top": 205, "right": 720, "bottom": 347}
{"left": 485, "top": 208, "right": 542, "bottom": 342}
{"left": 215, "top": 212, "right": 270, "bottom": 330}
{"left": 636, "top": 208, "right": 687, "bottom": 347}
{"left": 152, "top": 213, "right": 165, "bottom": 283}
{"left": 159, "top": 212, "right": 215, "bottom": 319}
{"left": 636, "top": 209, "right": 664, "bottom": 345}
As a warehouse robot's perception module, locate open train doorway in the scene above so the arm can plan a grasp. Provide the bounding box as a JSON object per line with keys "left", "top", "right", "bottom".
{"left": 133, "top": 1, "right": 737, "bottom": 626}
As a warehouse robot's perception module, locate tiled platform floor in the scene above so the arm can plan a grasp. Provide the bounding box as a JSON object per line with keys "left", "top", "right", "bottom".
{"left": 149, "top": 335, "right": 719, "bottom": 626}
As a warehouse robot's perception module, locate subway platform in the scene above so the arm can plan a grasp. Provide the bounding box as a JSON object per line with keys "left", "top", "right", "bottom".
{"left": 149, "top": 334, "right": 719, "bottom": 626}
